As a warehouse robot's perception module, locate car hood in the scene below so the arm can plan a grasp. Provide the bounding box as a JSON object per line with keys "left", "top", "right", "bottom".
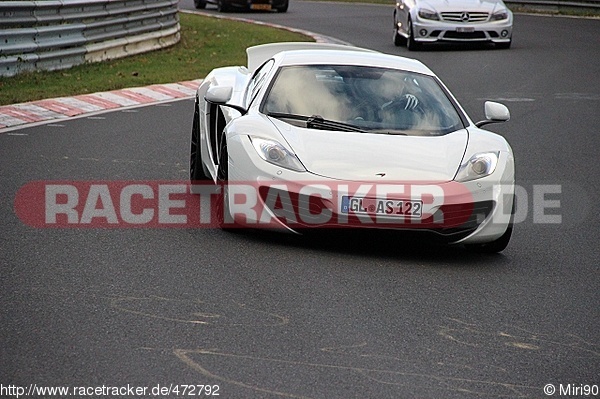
{"left": 275, "top": 122, "right": 468, "bottom": 182}
{"left": 419, "top": 0, "right": 506, "bottom": 13}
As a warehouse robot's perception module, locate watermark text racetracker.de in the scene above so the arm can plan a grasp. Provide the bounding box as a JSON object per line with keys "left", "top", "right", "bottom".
{"left": 13, "top": 180, "right": 566, "bottom": 228}
{"left": 0, "top": 383, "right": 220, "bottom": 397}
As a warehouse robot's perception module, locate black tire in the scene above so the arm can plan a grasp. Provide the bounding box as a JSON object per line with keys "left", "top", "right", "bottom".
{"left": 464, "top": 225, "right": 513, "bottom": 254}
{"left": 393, "top": 12, "right": 406, "bottom": 46}
{"left": 496, "top": 40, "right": 511, "bottom": 50}
{"left": 193, "top": 0, "right": 206, "bottom": 9}
{"left": 276, "top": 0, "right": 289, "bottom": 12}
{"left": 407, "top": 19, "right": 421, "bottom": 51}
{"left": 190, "top": 101, "right": 211, "bottom": 185}
{"left": 394, "top": 29, "right": 406, "bottom": 47}
{"left": 217, "top": 0, "right": 230, "bottom": 12}
{"left": 216, "top": 143, "right": 233, "bottom": 229}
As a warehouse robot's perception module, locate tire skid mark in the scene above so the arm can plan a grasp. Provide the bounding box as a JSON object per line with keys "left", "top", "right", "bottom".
{"left": 438, "top": 317, "right": 600, "bottom": 358}
{"left": 173, "top": 347, "right": 539, "bottom": 398}
{"left": 109, "top": 294, "right": 289, "bottom": 327}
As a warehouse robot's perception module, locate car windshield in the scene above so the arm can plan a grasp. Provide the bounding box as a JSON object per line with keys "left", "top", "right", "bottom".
{"left": 262, "top": 65, "right": 464, "bottom": 136}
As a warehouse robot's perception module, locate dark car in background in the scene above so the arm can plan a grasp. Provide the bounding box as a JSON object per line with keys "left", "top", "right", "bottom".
{"left": 194, "top": 0, "right": 288, "bottom": 12}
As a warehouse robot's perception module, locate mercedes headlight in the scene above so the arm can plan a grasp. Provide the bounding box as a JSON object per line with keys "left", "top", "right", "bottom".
{"left": 455, "top": 152, "right": 499, "bottom": 182}
{"left": 418, "top": 8, "right": 439, "bottom": 20}
{"left": 491, "top": 10, "right": 509, "bottom": 21}
{"left": 250, "top": 136, "right": 306, "bottom": 172}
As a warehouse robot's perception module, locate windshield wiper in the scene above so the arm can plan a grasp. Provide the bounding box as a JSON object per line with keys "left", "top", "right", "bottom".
{"left": 267, "top": 112, "right": 308, "bottom": 121}
{"left": 267, "top": 112, "right": 368, "bottom": 133}
{"left": 369, "top": 129, "right": 408, "bottom": 136}
{"left": 306, "top": 115, "right": 368, "bottom": 133}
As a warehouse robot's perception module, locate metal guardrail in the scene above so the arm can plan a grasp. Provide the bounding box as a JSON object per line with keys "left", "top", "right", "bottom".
{"left": 0, "top": 0, "right": 180, "bottom": 77}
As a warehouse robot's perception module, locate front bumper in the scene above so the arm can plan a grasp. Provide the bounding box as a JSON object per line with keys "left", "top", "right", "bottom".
{"left": 412, "top": 17, "right": 512, "bottom": 44}
{"left": 225, "top": 134, "right": 514, "bottom": 244}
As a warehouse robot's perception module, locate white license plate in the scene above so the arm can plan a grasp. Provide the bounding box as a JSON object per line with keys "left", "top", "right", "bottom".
{"left": 456, "top": 27, "right": 475, "bottom": 33}
{"left": 341, "top": 196, "right": 423, "bottom": 219}
{"left": 251, "top": 3, "right": 271, "bottom": 10}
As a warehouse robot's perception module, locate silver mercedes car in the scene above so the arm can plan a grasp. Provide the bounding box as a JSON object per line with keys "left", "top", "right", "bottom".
{"left": 393, "top": 0, "right": 513, "bottom": 50}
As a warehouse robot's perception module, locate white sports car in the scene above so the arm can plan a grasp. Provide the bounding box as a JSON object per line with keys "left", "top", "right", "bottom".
{"left": 190, "top": 42, "right": 515, "bottom": 252}
{"left": 393, "top": 0, "right": 513, "bottom": 50}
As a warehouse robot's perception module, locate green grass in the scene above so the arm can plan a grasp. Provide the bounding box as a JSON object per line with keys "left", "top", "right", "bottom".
{"left": 0, "top": 13, "right": 313, "bottom": 106}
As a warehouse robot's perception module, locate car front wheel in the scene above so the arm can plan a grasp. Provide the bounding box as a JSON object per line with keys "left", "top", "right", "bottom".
{"left": 496, "top": 40, "right": 512, "bottom": 50}
{"left": 190, "top": 102, "right": 211, "bottom": 184}
{"left": 193, "top": 0, "right": 206, "bottom": 9}
{"left": 216, "top": 143, "right": 234, "bottom": 229}
{"left": 393, "top": 13, "right": 406, "bottom": 46}
{"left": 276, "top": 0, "right": 289, "bottom": 12}
{"left": 217, "top": 0, "right": 230, "bottom": 12}
{"left": 407, "top": 19, "right": 421, "bottom": 51}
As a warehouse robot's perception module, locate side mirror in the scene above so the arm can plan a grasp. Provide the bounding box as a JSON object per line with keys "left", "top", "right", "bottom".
{"left": 204, "top": 85, "right": 247, "bottom": 115}
{"left": 205, "top": 85, "right": 233, "bottom": 104}
{"left": 475, "top": 101, "right": 510, "bottom": 128}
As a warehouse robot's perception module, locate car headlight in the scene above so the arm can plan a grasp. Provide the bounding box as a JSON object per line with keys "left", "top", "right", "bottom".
{"left": 249, "top": 136, "right": 306, "bottom": 172}
{"left": 455, "top": 151, "right": 499, "bottom": 182}
{"left": 418, "top": 8, "right": 439, "bottom": 20}
{"left": 491, "top": 10, "right": 509, "bottom": 21}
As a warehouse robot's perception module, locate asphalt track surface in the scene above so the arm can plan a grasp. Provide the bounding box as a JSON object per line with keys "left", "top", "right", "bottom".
{"left": 1, "top": 1, "right": 599, "bottom": 397}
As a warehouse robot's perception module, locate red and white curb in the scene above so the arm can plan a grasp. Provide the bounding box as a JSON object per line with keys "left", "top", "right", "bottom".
{"left": 0, "top": 80, "right": 203, "bottom": 132}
